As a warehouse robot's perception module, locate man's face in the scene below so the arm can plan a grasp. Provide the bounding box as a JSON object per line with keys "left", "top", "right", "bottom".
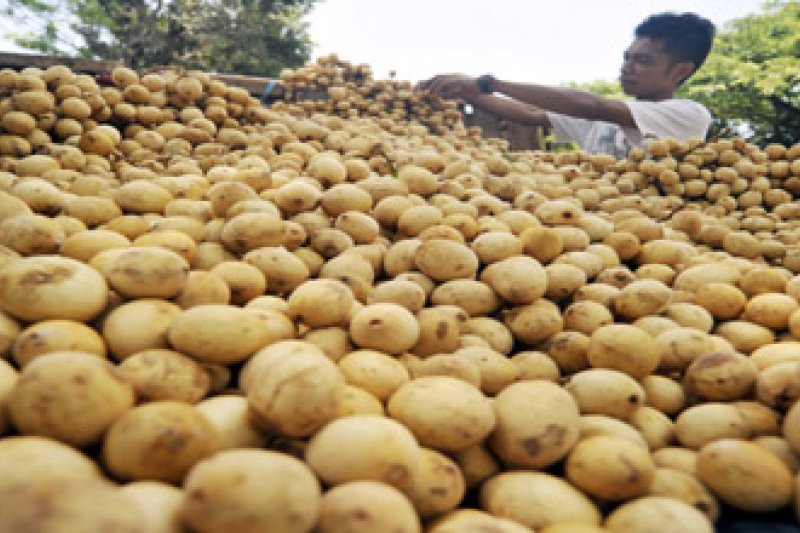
{"left": 620, "top": 37, "right": 691, "bottom": 100}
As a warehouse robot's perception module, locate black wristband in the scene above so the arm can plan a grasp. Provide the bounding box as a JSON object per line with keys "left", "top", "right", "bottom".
{"left": 476, "top": 74, "right": 495, "bottom": 94}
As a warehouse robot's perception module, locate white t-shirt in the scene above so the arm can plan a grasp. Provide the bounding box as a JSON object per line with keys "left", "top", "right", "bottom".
{"left": 546, "top": 99, "right": 711, "bottom": 158}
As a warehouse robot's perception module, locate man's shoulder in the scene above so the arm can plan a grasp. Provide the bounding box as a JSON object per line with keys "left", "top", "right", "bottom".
{"left": 629, "top": 98, "right": 710, "bottom": 117}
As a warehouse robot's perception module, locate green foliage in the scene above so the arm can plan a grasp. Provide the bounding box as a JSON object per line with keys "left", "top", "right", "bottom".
{"left": 679, "top": 0, "right": 800, "bottom": 145}
{"left": 4, "top": 0, "right": 317, "bottom": 76}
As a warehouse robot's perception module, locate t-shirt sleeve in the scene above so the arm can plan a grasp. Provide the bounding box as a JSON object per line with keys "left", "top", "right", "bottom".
{"left": 545, "top": 112, "right": 594, "bottom": 146}
{"left": 626, "top": 99, "right": 712, "bottom": 141}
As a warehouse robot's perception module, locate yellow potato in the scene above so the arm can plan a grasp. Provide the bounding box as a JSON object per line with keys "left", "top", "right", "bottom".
{"left": 305, "top": 415, "right": 422, "bottom": 491}
{"left": 12, "top": 319, "right": 106, "bottom": 367}
{"left": 103, "top": 400, "right": 219, "bottom": 483}
{"left": 605, "top": 496, "right": 713, "bottom": 533}
{"left": 697, "top": 438, "right": 794, "bottom": 512}
{"left": 490, "top": 380, "right": 580, "bottom": 468}
{"left": 102, "top": 299, "right": 182, "bottom": 361}
{"left": 587, "top": 324, "right": 660, "bottom": 379}
{"left": 566, "top": 435, "right": 655, "bottom": 501}
{"left": 9, "top": 352, "right": 134, "bottom": 447}
{"left": 317, "top": 481, "right": 421, "bottom": 533}
{"left": 0, "top": 255, "right": 109, "bottom": 322}
{"left": 168, "top": 304, "right": 270, "bottom": 364}
{"left": 118, "top": 348, "right": 210, "bottom": 404}
{"left": 565, "top": 368, "right": 645, "bottom": 421}
{"left": 182, "top": 449, "right": 320, "bottom": 533}
{"left": 118, "top": 481, "right": 185, "bottom": 533}
{"left": 338, "top": 349, "right": 409, "bottom": 402}
{"left": 349, "top": 303, "right": 420, "bottom": 354}
{"left": 675, "top": 403, "right": 750, "bottom": 449}
{"left": 480, "top": 471, "right": 601, "bottom": 530}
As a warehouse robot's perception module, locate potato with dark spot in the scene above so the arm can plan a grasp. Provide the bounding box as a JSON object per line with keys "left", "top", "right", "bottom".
{"left": 587, "top": 324, "right": 660, "bottom": 379}
{"left": 406, "top": 448, "right": 465, "bottom": 519}
{"left": 675, "top": 403, "right": 750, "bottom": 449}
{"left": 317, "top": 480, "right": 420, "bottom": 533}
{"left": 243, "top": 246, "right": 309, "bottom": 295}
{"left": 13, "top": 319, "right": 106, "bottom": 367}
{"left": 349, "top": 303, "right": 420, "bottom": 355}
{"left": 305, "top": 415, "right": 422, "bottom": 491}
{"left": 118, "top": 349, "right": 210, "bottom": 404}
{"left": 605, "top": 497, "right": 713, "bottom": 533}
{"left": 504, "top": 298, "right": 563, "bottom": 346}
{"left": 103, "top": 400, "right": 219, "bottom": 483}
{"left": 683, "top": 351, "right": 757, "bottom": 401}
{"left": 287, "top": 278, "right": 354, "bottom": 328}
{"left": 454, "top": 345, "right": 519, "bottom": 395}
{"left": 182, "top": 449, "right": 321, "bottom": 533}
{"left": 9, "top": 351, "right": 134, "bottom": 447}
{"left": 97, "top": 246, "right": 189, "bottom": 299}
{"left": 388, "top": 376, "right": 494, "bottom": 452}
{"left": 490, "top": 380, "right": 580, "bottom": 468}
{"left": 566, "top": 435, "right": 655, "bottom": 501}
{"left": 430, "top": 279, "right": 500, "bottom": 316}
{"left": 647, "top": 467, "right": 719, "bottom": 522}
{"left": 0, "top": 255, "right": 109, "bottom": 322}
{"left": 0, "top": 479, "right": 143, "bottom": 533}
{"left": 566, "top": 368, "right": 645, "bottom": 421}
{"left": 481, "top": 471, "right": 601, "bottom": 530}
{"left": 414, "top": 239, "right": 479, "bottom": 282}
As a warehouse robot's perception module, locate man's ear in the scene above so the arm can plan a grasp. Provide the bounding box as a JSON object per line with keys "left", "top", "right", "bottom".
{"left": 670, "top": 61, "right": 696, "bottom": 85}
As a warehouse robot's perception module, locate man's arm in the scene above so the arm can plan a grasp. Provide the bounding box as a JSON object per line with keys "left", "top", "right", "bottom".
{"left": 419, "top": 74, "right": 635, "bottom": 128}
{"left": 466, "top": 94, "right": 551, "bottom": 127}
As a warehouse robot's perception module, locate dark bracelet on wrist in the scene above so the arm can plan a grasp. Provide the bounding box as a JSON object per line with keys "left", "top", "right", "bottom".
{"left": 476, "top": 74, "right": 495, "bottom": 94}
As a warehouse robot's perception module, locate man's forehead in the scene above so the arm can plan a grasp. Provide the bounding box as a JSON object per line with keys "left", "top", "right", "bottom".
{"left": 625, "top": 37, "right": 667, "bottom": 57}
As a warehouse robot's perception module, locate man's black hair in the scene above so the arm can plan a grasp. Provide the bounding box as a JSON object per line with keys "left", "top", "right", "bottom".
{"left": 635, "top": 12, "right": 715, "bottom": 78}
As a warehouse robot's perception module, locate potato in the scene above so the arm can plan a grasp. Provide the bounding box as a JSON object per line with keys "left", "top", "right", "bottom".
{"left": 697, "top": 438, "right": 794, "bottom": 512}
{"left": 103, "top": 299, "right": 181, "bottom": 361}
{"left": 244, "top": 340, "right": 344, "bottom": 436}
{"left": 287, "top": 278, "right": 354, "bottom": 328}
{"left": 133, "top": 230, "right": 197, "bottom": 264}
{"left": 565, "top": 368, "right": 645, "bottom": 421}
{"left": 338, "top": 349, "right": 409, "bottom": 401}
{"left": 630, "top": 405, "right": 675, "bottom": 450}
{"left": 490, "top": 380, "right": 580, "bottom": 468}
{"left": 404, "top": 447, "right": 465, "bottom": 519}
{"left": 317, "top": 481, "right": 421, "bottom": 533}
{"left": 480, "top": 255, "right": 547, "bottom": 304}
{"left": 562, "top": 301, "right": 613, "bottom": 335}
{"left": 0, "top": 359, "right": 18, "bottom": 435}
{"left": 745, "top": 292, "right": 798, "bottom": 330}
{"left": 0, "top": 213, "right": 65, "bottom": 256}
{"left": 12, "top": 319, "right": 106, "bottom": 367}
{"left": 579, "top": 415, "right": 649, "bottom": 448}
{"left": 60, "top": 228, "right": 131, "bottom": 263}
{"left": 464, "top": 316, "right": 514, "bottom": 354}
{"left": 653, "top": 446, "right": 699, "bottom": 476}
{"left": 387, "top": 376, "right": 494, "bottom": 452}
{"left": 675, "top": 403, "right": 750, "bottom": 449}
{"left": 405, "top": 353, "right": 482, "bottom": 388}
{"left": 504, "top": 298, "right": 563, "bottom": 346}
{"left": 243, "top": 246, "right": 309, "bottom": 295}
{"left": 545, "top": 263, "right": 587, "bottom": 300}
{"left": 182, "top": 449, "right": 321, "bottom": 533}
{"left": 168, "top": 304, "right": 270, "bottom": 364}
{"left": 454, "top": 346, "right": 519, "bottom": 395}
{"left": 480, "top": 472, "right": 601, "bottom": 530}
{"left": 195, "top": 395, "right": 266, "bottom": 450}
{"left": 510, "top": 351, "right": 560, "bottom": 382}
{"left": 118, "top": 349, "right": 210, "bottom": 404}
{"left": 349, "top": 303, "right": 420, "bottom": 354}
{"left": 754, "top": 436, "right": 800, "bottom": 472}
{"left": 471, "top": 231, "right": 523, "bottom": 264}
{"left": 220, "top": 212, "right": 284, "bottom": 254}
{"left": 613, "top": 279, "right": 671, "bottom": 319}
{"left": 605, "top": 497, "right": 713, "bottom": 533}
{"left": 302, "top": 326, "right": 352, "bottom": 362}
{"left": 0, "top": 479, "right": 142, "bottom": 533}
{"left": 97, "top": 246, "right": 189, "bottom": 299}
{"left": 647, "top": 468, "right": 719, "bottom": 522}
{"left": 103, "top": 400, "right": 219, "bottom": 483}
{"left": 450, "top": 443, "right": 500, "bottom": 490}
{"left": 566, "top": 435, "right": 655, "bottom": 501}
{"left": 118, "top": 481, "right": 184, "bottom": 533}
{"left": 369, "top": 279, "right": 426, "bottom": 312}
{"left": 209, "top": 261, "right": 265, "bottom": 305}
{"left": 9, "top": 352, "right": 134, "bottom": 447}
{"left": 587, "top": 324, "right": 659, "bottom": 379}
{"left": 429, "top": 509, "right": 534, "bottom": 533}
{"left": 305, "top": 415, "right": 421, "bottom": 491}
{"left": 715, "top": 320, "right": 775, "bottom": 354}
{"left": 751, "top": 342, "right": 800, "bottom": 369}
{"left": 333, "top": 385, "right": 385, "bottom": 417}
{"left": 431, "top": 279, "right": 500, "bottom": 316}
{"left": 683, "top": 351, "right": 758, "bottom": 401}
{"left": 0, "top": 255, "right": 108, "bottom": 322}
{"left": 0, "top": 435, "right": 102, "bottom": 492}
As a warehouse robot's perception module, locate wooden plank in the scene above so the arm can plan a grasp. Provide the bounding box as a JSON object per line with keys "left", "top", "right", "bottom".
{"left": 0, "top": 52, "right": 121, "bottom": 73}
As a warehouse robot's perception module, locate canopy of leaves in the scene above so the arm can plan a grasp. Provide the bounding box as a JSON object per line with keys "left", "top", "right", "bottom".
{"left": 4, "top": 0, "right": 318, "bottom": 76}
{"left": 569, "top": 1, "right": 799, "bottom": 146}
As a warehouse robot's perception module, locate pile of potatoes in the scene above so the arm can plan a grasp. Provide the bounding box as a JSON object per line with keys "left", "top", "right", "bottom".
{"left": 1, "top": 58, "right": 800, "bottom": 533}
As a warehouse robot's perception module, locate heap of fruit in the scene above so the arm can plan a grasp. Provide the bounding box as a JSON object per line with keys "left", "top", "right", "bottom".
{"left": 0, "top": 55, "right": 800, "bottom": 532}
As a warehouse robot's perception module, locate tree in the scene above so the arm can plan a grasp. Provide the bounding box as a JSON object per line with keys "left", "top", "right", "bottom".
{"left": 679, "top": 0, "right": 799, "bottom": 145}
{"left": 3, "top": 0, "right": 318, "bottom": 76}
{"left": 568, "top": 1, "right": 800, "bottom": 146}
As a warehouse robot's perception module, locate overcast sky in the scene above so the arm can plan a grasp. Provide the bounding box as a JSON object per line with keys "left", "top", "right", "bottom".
{"left": 305, "top": 0, "right": 765, "bottom": 85}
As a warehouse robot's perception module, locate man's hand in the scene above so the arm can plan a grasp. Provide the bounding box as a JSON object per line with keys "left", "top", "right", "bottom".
{"left": 416, "top": 74, "right": 480, "bottom": 100}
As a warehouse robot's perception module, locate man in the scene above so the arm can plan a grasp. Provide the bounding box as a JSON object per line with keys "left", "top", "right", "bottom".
{"left": 418, "top": 12, "right": 715, "bottom": 158}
